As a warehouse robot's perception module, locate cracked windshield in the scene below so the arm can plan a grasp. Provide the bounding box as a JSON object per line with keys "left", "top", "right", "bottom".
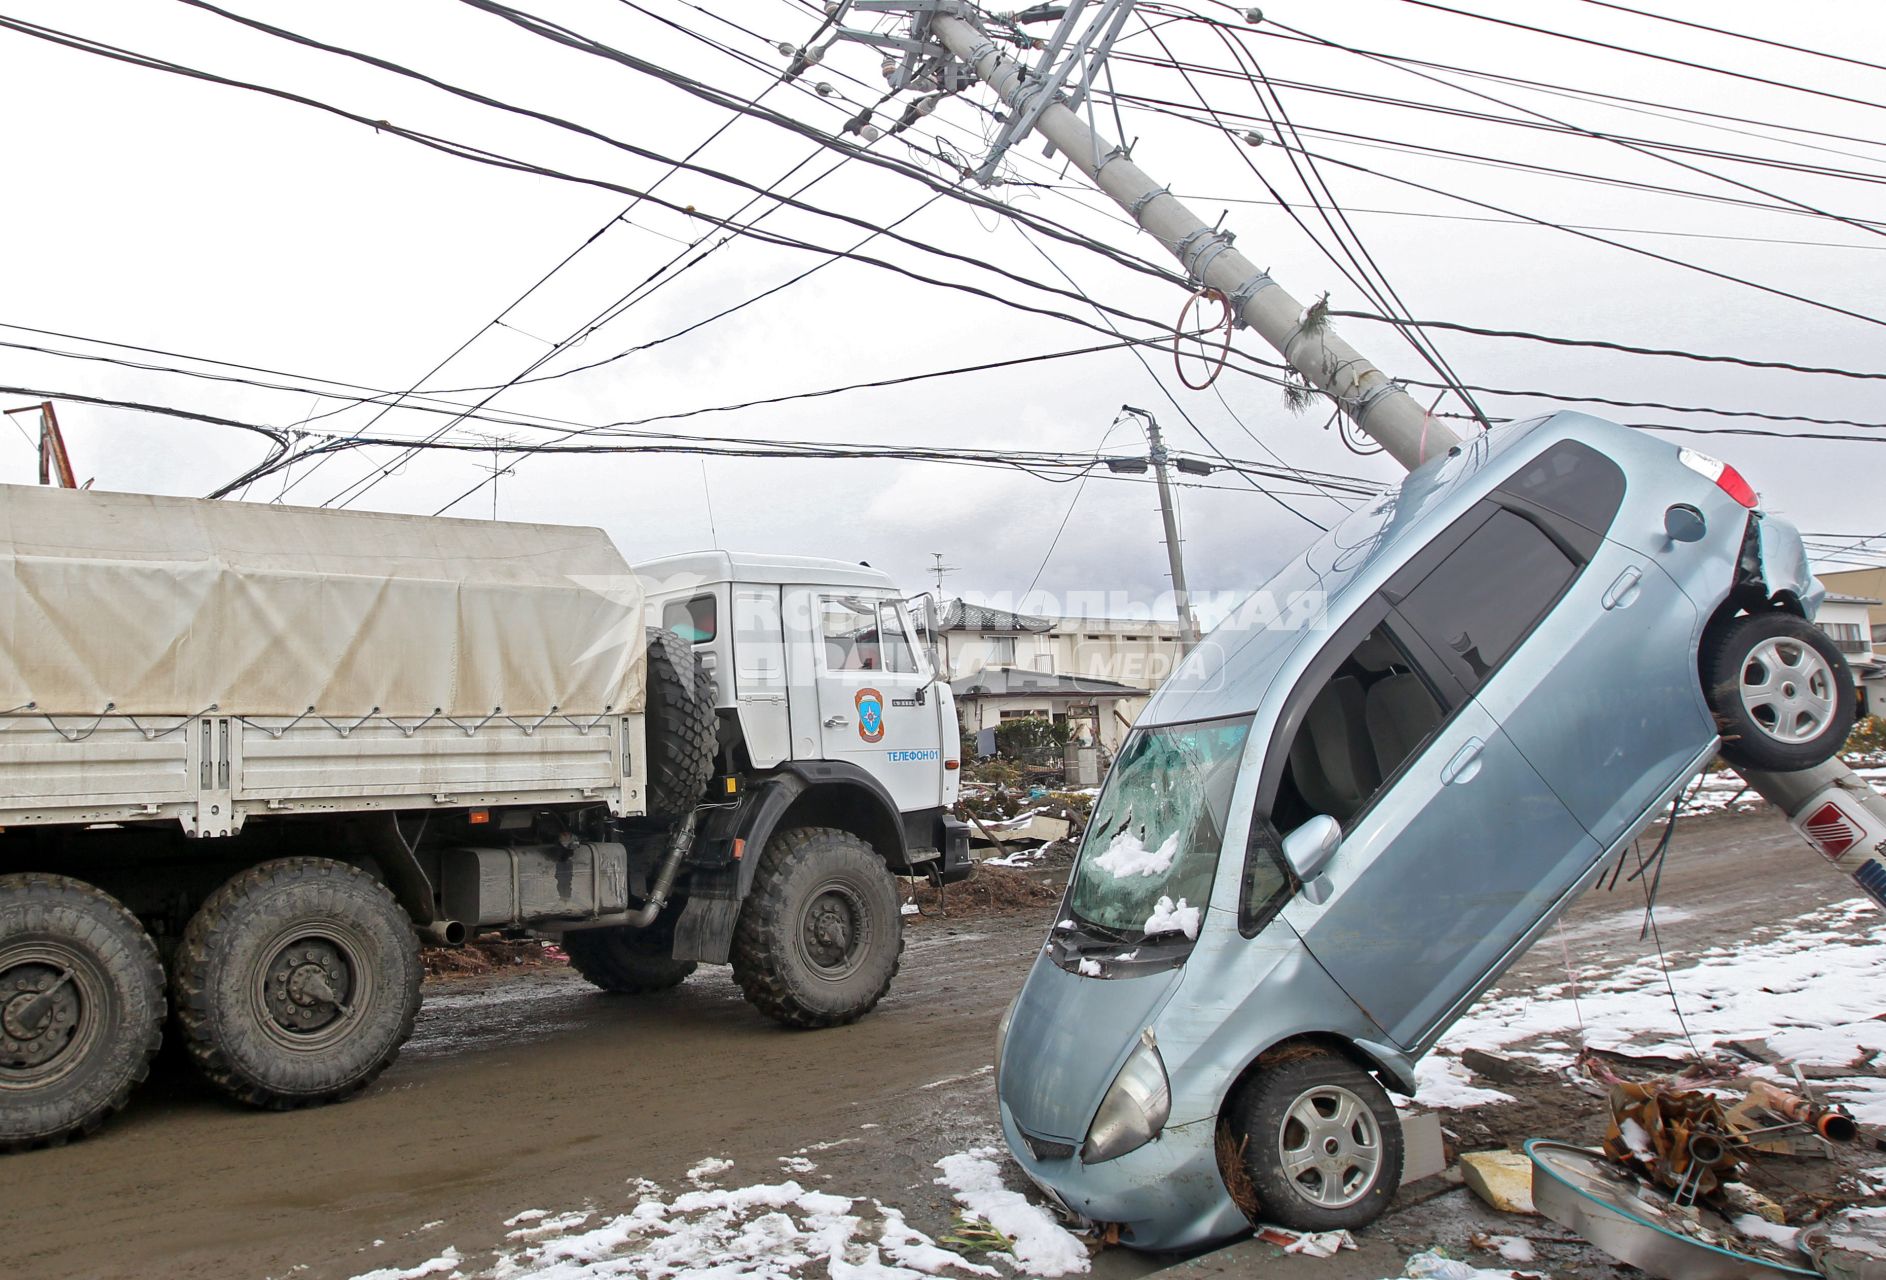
{"left": 1066, "top": 715, "right": 1253, "bottom": 941}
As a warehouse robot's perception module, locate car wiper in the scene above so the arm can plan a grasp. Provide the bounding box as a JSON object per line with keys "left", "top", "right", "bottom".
{"left": 1059, "top": 916, "right": 1131, "bottom": 944}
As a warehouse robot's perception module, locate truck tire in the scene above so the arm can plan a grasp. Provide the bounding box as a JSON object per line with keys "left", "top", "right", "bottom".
{"left": 563, "top": 921, "right": 698, "bottom": 994}
{"left": 1702, "top": 611, "right": 1856, "bottom": 771}
{"left": 1222, "top": 1048, "right": 1403, "bottom": 1232}
{"left": 0, "top": 874, "right": 165, "bottom": 1151}
{"left": 171, "top": 858, "right": 422, "bottom": 1110}
{"left": 644, "top": 626, "right": 717, "bottom": 823}
{"left": 730, "top": 827, "right": 903, "bottom": 1029}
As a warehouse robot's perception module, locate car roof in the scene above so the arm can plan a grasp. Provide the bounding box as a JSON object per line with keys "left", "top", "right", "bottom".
{"left": 1140, "top": 411, "right": 1656, "bottom": 727}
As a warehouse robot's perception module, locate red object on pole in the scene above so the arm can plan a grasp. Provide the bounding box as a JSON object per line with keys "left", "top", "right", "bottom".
{"left": 3, "top": 401, "right": 78, "bottom": 487}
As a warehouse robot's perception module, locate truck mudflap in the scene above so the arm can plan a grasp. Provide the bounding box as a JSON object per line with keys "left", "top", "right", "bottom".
{"left": 936, "top": 814, "right": 974, "bottom": 885}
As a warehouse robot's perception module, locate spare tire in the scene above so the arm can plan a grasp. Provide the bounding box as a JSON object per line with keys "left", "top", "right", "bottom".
{"left": 644, "top": 626, "right": 717, "bottom": 823}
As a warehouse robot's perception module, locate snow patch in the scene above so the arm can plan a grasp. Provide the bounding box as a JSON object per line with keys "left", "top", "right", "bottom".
{"left": 686, "top": 1157, "right": 733, "bottom": 1185}
{"left": 1093, "top": 830, "right": 1179, "bottom": 879}
{"left": 933, "top": 1148, "right": 1090, "bottom": 1277}
{"left": 1142, "top": 896, "right": 1200, "bottom": 940}
{"left": 1732, "top": 1215, "right": 1800, "bottom": 1247}
{"left": 349, "top": 1247, "right": 461, "bottom": 1280}
{"left": 1410, "top": 1055, "right": 1512, "bottom": 1109}
{"left": 1077, "top": 958, "right": 1102, "bottom": 977}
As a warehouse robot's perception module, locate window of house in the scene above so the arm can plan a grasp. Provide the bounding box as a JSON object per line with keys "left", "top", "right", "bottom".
{"left": 1272, "top": 624, "right": 1449, "bottom": 834}
{"left": 819, "top": 596, "right": 882, "bottom": 671}
{"left": 662, "top": 593, "right": 717, "bottom": 643}
{"left": 1823, "top": 622, "right": 1868, "bottom": 655}
{"left": 1395, "top": 508, "right": 1576, "bottom": 692}
{"left": 986, "top": 636, "right": 1017, "bottom": 666}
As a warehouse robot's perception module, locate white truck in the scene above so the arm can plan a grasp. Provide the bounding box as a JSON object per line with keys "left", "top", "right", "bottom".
{"left": 0, "top": 485, "right": 969, "bottom": 1149}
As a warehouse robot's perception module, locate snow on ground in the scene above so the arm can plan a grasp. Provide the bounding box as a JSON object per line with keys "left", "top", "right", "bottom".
{"left": 1422, "top": 898, "right": 1886, "bottom": 1121}
{"left": 933, "top": 1149, "right": 1090, "bottom": 1277}
{"left": 350, "top": 1153, "right": 1089, "bottom": 1280}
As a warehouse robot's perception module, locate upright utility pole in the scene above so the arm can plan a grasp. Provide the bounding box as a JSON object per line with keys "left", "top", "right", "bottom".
{"left": 1124, "top": 406, "right": 1199, "bottom": 651}
{"left": 858, "top": 6, "right": 1886, "bottom": 897}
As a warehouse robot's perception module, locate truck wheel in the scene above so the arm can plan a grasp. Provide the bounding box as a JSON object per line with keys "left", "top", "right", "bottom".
{"left": 0, "top": 875, "right": 165, "bottom": 1151}
{"left": 1223, "top": 1048, "right": 1403, "bottom": 1232}
{"left": 1702, "top": 612, "right": 1856, "bottom": 771}
{"left": 171, "top": 858, "right": 422, "bottom": 1110}
{"left": 563, "top": 922, "right": 697, "bottom": 994}
{"left": 644, "top": 626, "right": 717, "bottom": 823}
{"left": 731, "top": 827, "right": 903, "bottom": 1029}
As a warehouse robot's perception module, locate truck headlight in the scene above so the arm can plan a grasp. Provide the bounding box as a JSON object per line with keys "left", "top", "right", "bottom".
{"left": 1081, "top": 1029, "right": 1171, "bottom": 1164}
{"left": 994, "top": 993, "right": 1019, "bottom": 1097}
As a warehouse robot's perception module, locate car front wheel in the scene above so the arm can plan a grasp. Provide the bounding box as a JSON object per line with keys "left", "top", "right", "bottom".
{"left": 1222, "top": 1048, "right": 1404, "bottom": 1231}
{"left": 1702, "top": 612, "right": 1856, "bottom": 772}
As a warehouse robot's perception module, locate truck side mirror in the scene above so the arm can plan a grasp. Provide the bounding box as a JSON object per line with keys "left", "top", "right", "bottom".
{"left": 1281, "top": 814, "right": 1342, "bottom": 884}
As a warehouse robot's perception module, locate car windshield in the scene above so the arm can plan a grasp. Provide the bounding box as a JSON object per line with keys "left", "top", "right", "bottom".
{"left": 1064, "top": 715, "right": 1252, "bottom": 940}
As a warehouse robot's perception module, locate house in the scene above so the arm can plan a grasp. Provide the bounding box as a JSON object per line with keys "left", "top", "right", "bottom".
{"left": 949, "top": 666, "right": 1151, "bottom": 756}
{"left": 1815, "top": 588, "right": 1882, "bottom": 720}
{"left": 938, "top": 600, "right": 1187, "bottom": 756}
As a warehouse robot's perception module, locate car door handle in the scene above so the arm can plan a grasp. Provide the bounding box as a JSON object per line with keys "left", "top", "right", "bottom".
{"left": 824, "top": 714, "right": 850, "bottom": 728}
{"left": 1440, "top": 737, "right": 1485, "bottom": 786}
{"left": 1602, "top": 566, "right": 1643, "bottom": 611}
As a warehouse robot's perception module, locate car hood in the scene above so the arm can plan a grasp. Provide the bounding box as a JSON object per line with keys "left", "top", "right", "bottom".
{"left": 998, "top": 950, "right": 1185, "bottom": 1144}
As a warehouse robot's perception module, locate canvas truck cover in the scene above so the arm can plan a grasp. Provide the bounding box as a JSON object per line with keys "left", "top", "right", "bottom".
{"left": 0, "top": 484, "right": 645, "bottom": 718}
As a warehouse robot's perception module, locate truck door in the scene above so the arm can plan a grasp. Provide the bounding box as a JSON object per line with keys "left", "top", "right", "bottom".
{"left": 794, "top": 591, "right": 943, "bottom": 812}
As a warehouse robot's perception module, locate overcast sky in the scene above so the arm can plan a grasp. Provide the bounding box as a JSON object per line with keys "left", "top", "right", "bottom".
{"left": 2, "top": 0, "right": 1881, "bottom": 618}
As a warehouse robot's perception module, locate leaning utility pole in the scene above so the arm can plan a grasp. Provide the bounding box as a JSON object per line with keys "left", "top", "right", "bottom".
{"left": 1124, "top": 406, "right": 1199, "bottom": 651}
{"left": 839, "top": 3, "right": 1886, "bottom": 899}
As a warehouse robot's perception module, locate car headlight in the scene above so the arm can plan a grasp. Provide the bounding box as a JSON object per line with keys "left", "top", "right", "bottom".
{"left": 994, "top": 992, "right": 1019, "bottom": 1098}
{"left": 1081, "top": 1029, "right": 1171, "bottom": 1164}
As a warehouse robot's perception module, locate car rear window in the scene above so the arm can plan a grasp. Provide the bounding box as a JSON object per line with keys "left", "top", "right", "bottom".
{"left": 1500, "top": 440, "right": 1625, "bottom": 537}
{"left": 1395, "top": 509, "right": 1576, "bottom": 692}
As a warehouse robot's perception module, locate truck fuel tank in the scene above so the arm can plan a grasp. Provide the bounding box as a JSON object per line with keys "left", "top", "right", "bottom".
{"left": 440, "top": 842, "right": 632, "bottom": 928}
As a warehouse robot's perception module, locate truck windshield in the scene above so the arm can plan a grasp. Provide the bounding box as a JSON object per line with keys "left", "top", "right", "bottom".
{"left": 1065, "top": 715, "right": 1252, "bottom": 940}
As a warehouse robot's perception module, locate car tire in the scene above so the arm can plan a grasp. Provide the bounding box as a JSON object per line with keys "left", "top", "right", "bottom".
{"left": 1224, "top": 1048, "right": 1404, "bottom": 1232}
{"left": 1702, "top": 611, "right": 1856, "bottom": 772}
{"left": 644, "top": 627, "right": 717, "bottom": 824}
{"left": 730, "top": 827, "right": 903, "bottom": 1029}
{"left": 0, "top": 874, "right": 166, "bottom": 1151}
{"left": 563, "top": 920, "right": 698, "bottom": 994}
{"left": 171, "top": 858, "right": 422, "bottom": 1110}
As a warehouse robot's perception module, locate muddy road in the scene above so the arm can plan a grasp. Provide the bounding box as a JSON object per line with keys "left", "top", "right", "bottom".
{"left": 1, "top": 811, "right": 1867, "bottom": 1280}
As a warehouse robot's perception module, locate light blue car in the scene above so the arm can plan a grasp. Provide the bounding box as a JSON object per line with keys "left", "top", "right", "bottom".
{"left": 994, "top": 412, "right": 1855, "bottom": 1250}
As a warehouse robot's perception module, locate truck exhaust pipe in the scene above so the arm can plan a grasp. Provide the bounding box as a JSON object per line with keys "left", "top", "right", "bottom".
{"left": 557, "top": 810, "right": 698, "bottom": 933}
{"left": 418, "top": 919, "right": 467, "bottom": 947}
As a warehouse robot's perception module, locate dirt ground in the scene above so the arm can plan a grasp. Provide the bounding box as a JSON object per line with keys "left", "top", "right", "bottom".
{"left": 1, "top": 809, "right": 1878, "bottom": 1280}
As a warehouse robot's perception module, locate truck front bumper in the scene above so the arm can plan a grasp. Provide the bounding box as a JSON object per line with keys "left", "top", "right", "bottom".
{"left": 937, "top": 814, "right": 974, "bottom": 883}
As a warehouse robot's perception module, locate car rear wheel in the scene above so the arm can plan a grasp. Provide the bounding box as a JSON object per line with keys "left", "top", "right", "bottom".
{"left": 1702, "top": 612, "right": 1856, "bottom": 772}
{"left": 1223, "top": 1048, "right": 1403, "bottom": 1231}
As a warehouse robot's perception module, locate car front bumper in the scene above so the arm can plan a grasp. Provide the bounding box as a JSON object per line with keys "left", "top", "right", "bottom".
{"left": 999, "top": 1100, "right": 1249, "bottom": 1252}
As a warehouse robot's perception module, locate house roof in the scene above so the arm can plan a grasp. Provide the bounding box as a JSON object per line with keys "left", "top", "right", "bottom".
{"left": 1825, "top": 592, "right": 1883, "bottom": 606}
{"left": 939, "top": 600, "right": 1054, "bottom": 633}
{"left": 950, "top": 666, "right": 1146, "bottom": 698}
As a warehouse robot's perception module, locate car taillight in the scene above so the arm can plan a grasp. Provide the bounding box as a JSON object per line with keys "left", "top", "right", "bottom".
{"left": 1678, "top": 448, "right": 1758, "bottom": 509}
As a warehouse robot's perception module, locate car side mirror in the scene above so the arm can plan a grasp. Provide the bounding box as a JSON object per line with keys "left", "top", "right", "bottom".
{"left": 1281, "top": 815, "right": 1342, "bottom": 884}
{"left": 1664, "top": 503, "right": 1707, "bottom": 544}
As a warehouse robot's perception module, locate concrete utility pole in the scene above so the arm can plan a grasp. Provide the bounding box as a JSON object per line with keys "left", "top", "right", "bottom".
{"left": 915, "top": 9, "right": 1886, "bottom": 896}
{"left": 929, "top": 13, "right": 1455, "bottom": 474}
{"left": 1123, "top": 406, "right": 1200, "bottom": 651}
